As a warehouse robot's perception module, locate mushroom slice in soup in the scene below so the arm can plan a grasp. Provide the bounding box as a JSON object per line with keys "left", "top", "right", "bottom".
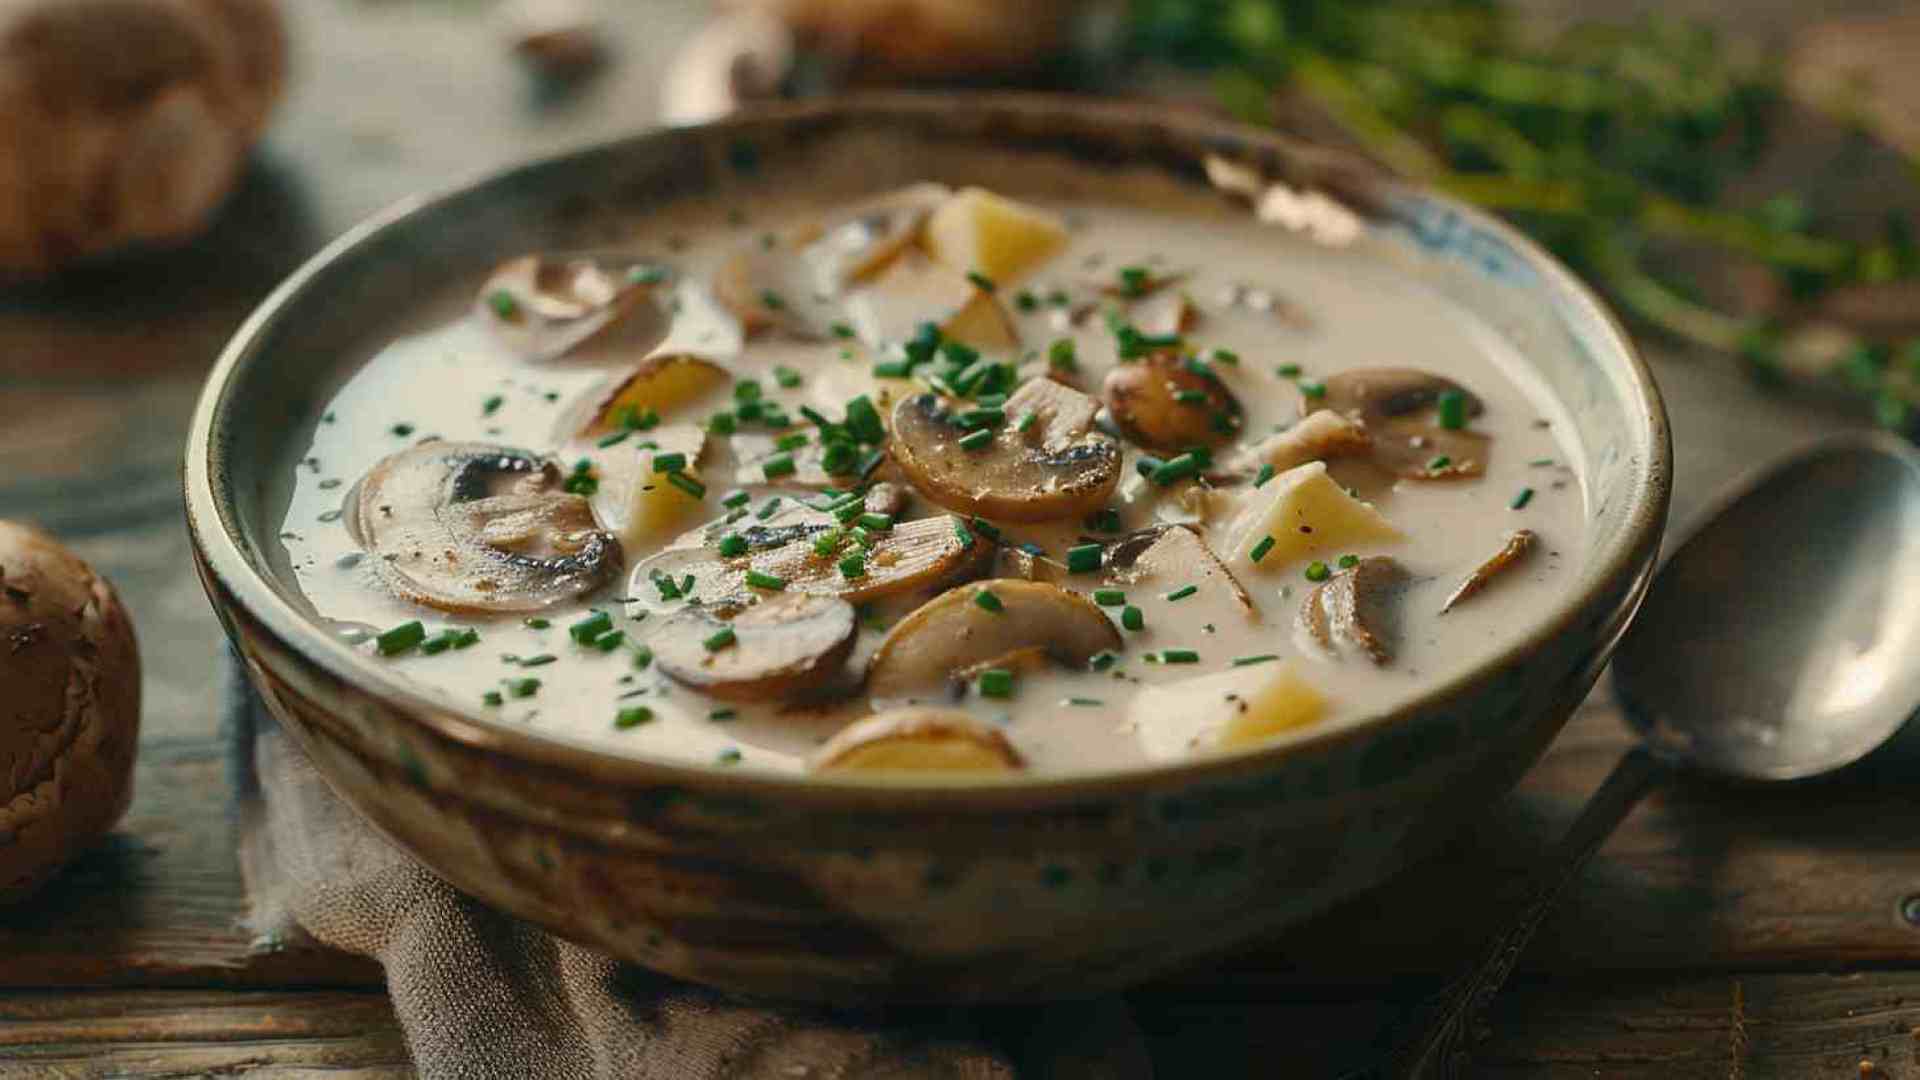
{"left": 890, "top": 379, "right": 1121, "bottom": 523}
{"left": 1104, "top": 352, "right": 1244, "bottom": 453}
{"left": 1296, "top": 556, "right": 1410, "bottom": 665}
{"left": 712, "top": 243, "right": 828, "bottom": 340}
{"left": 477, "top": 254, "right": 669, "bottom": 361}
{"left": 844, "top": 251, "right": 1018, "bottom": 352}
{"left": 350, "top": 442, "right": 619, "bottom": 614}
{"left": 1106, "top": 525, "right": 1257, "bottom": 623}
{"left": 1314, "top": 367, "right": 1490, "bottom": 479}
{"left": 800, "top": 182, "right": 952, "bottom": 293}
{"left": 652, "top": 593, "right": 857, "bottom": 702}
{"left": 1233, "top": 410, "right": 1371, "bottom": 475}
{"left": 1441, "top": 529, "right": 1537, "bottom": 614}
{"left": 811, "top": 708, "right": 1025, "bottom": 775}
{"left": 626, "top": 513, "right": 990, "bottom": 617}
{"left": 866, "top": 579, "right": 1121, "bottom": 702}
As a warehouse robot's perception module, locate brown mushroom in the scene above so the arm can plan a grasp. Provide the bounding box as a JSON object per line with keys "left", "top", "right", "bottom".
{"left": 890, "top": 378, "right": 1121, "bottom": 522}
{"left": 651, "top": 593, "right": 857, "bottom": 702}
{"left": 1234, "top": 410, "right": 1372, "bottom": 475}
{"left": 1106, "top": 525, "right": 1257, "bottom": 622}
{"left": 1104, "top": 352, "right": 1244, "bottom": 452}
{"left": 866, "top": 579, "right": 1121, "bottom": 701}
{"left": 1297, "top": 556, "right": 1410, "bottom": 665}
{"left": 1442, "top": 529, "right": 1537, "bottom": 614}
{"left": 627, "top": 512, "right": 991, "bottom": 617}
{"left": 0, "top": 522, "right": 140, "bottom": 901}
{"left": 810, "top": 708, "right": 1025, "bottom": 775}
{"left": 1314, "top": 367, "right": 1489, "bottom": 479}
{"left": 477, "top": 254, "right": 670, "bottom": 361}
{"left": 350, "top": 442, "right": 620, "bottom": 614}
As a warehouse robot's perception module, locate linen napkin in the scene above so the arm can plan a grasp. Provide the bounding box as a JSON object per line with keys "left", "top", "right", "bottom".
{"left": 222, "top": 651, "right": 1152, "bottom": 1079}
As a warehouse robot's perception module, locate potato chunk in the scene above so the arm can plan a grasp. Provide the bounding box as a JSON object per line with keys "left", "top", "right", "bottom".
{"left": 585, "top": 425, "right": 709, "bottom": 548}
{"left": 923, "top": 187, "right": 1067, "bottom": 285}
{"left": 1129, "top": 662, "right": 1327, "bottom": 759}
{"left": 1215, "top": 664, "right": 1329, "bottom": 749}
{"left": 1221, "top": 461, "right": 1401, "bottom": 574}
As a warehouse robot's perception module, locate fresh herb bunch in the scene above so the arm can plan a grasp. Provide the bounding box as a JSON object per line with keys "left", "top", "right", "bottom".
{"left": 1125, "top": 0, "right": 1920, "bottom": 428}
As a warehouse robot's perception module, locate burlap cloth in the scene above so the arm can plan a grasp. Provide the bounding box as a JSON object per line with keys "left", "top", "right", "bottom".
{"left": 222, "top": 652, "right": 1153, "bottom": 1078}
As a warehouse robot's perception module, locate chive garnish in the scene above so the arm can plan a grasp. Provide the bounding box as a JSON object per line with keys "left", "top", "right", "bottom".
{"left": 1066, "top": 543, "right": 1103, "bottom": 573}
{"left": 708, "top": 412, "right": 737, "bottom": 435}
{"left": 709, "top": 708, "right": 737, "bottom": 721}
{"left": 873, "top": 360, "right": 912, "bottom": 378}
{"left": 1210, "top": 347, "right": 1240, "bottom": 366}
{"left": 597, "top": 431, "right": 631, "bottom": 448}
{"left": 811, "top": 527, "right": 845, "bottom": 557}
{"left": 1304, "top": 561, "right": 1331, "bottom": 582}
{"left": 1437, "top": 389, "right": 1467, "bottom": 430}
{"left": 716, "top": 748, "right": 743, "bottom": 765}
{"left": 1254, "top": 463, "right": 1277, "bottom": 487}
{"left": 651, "top": 452, "right": 687, "bottom": 474}
{"left": 831, "top": 321, "right": 855, "bottom": 339}
{"left": 755, "top": 496, "right": 783, "bottom": 520}
{"left": 376, "top": 621, "right": 426, "bottom": 656}
{"left": 745, "top": 571, "right": 786, "bottom": 591}
{"left": 838, "top": 554, "right": 867, "bottom": 579}
{"left": 482, "top": 394, "right": 505, "bottom": 416}
{"left": 518, "top": 654, "right": 558, "bottom": 667}
{"left": 773, "top": 365, "right": 802, "bottom": 388}
{"left": 1529, "top": 458, "right": 1556, "bottom": 467}
{"left": 1048, "top": 338, "right": 1078, "bottom": 372}
{"left": 966, "top": 270, "right": 996, "bottom": 292}
{"left": 952, "top": 517, "right": 975, "bottom": 548}
{"left": 977, "top": 668, "right": 1015, "bottom": 698}
{"left": 666, "top": 472, "right": 707, "bottom": 499}
{"left": 1276, "top": 363, "right": 1301, "bottom": 377}
{"left": 506, "top": 677, "right": 541, "bottom": 698}
{"left": 524, "top": 617, "right": 550, "bottom": 629}
{"left": 632, "top": 646, "right": 653, "bottom": 670}
{"left": 759, "top": 289, "right": 786, "bottom": 310}
{"left": 974, "top": 589, "right": 1004, "bottom": 613}
{"left": 1149, "top": 453, "right": 1202, "bottom": 486}
{"left": 1015, "top": 410, "right": 1038, "bottom": 434}
{"left": 721, "top": 490, "right": 751, "bottom": 509}
{"left": 569, "top": 611, "right": 613, "bottom": 644}
{"left": 1298, "top": 380, "right": 1327, "bottom": 399}
{"left": 1427, "top": 455, "right": 1453, "bottom": 472}
{"left": 1090, "top": 650, "right": 1119, "bottom": 671}
{"left": 958, "top": 428, "right": 994, "bottom": 451}
{"left": 1511, "top": 487, "right": 1536, "bottom": 510}
{"left": 844, "top": 396, "right": 885, "bottom": 443}
{"left": 390, "top": 423, "right": 415, "bottom": 437}
{"left": 615, "top": 706, "right": 655, "bottom": 729}
{"left": 1165, "top": 584, "right": 1198, "bottom": 602}
{"left": 483, "top": 691, "right": 503, "bottom": 706}
{"left": 1094, "top": 588, "right": 1126, "bottom": 606}
{"left": 593, "top": 630, "right": 626, "bottom": 653}
{"left": 959, "top": 407, "right": 1004, "bottom": 429}
{"left": 1173, "top": 389, "right": 1208, "bottom": 405}
{"left": 1067, "top": 697, "right": 1104, "bottom": 707}
{"left": 703, "top": 627, "right": 737, "bottom": 651}
{"left": 1160, "top": 649, "right": 1200, "bottom": 664}
{"left": 762, "top": 453, "right": 797, "bottom": 479}
{"left": 1338, "top": 554, "right": 1360, "bottom": 569}
{"left": 486, "top": 290, "right": 519, "bottom": 319}
{"left": 1015, "top": 290, "right": 1038, "bottom": 311}
{"left": 1118, "top": 266, "right": 1151, "bottom": 296}
{"left": 1121, "top": 605, "right": 1145, "bottom": 631}
{"left": 1249, "top": 535, "right": 1275, "bottom": 563}
{"left": 1232, "top": 654, "right": 1279, "bottom": 667}
{"left": 774, "top": 433, "right": 808, "bottom": 453}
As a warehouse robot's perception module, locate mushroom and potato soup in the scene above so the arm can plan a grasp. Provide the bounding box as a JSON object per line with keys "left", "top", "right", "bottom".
{"left": 283, "top": 180, "right": 1584, "bottom": 777}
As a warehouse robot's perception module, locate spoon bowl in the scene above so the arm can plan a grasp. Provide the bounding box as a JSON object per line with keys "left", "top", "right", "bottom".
{"left": 1615, "top": 432, "right": 1920, "bottom": 781}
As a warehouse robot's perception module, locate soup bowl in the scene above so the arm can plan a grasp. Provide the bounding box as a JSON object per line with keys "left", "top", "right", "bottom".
{"left": 185, "top": 93, "right": 1669, "bottom": 1003}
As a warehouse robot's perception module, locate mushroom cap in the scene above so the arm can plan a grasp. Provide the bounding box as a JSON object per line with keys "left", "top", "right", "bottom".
{"left": 351, "top": 442, "right": 621, "bottom": 614}
{"left": 476, "top": 254, "right": 671, "bottom": 362}
{"left": 0, "top": 521, "right": 140, "bottom": 902}
{"left": 652, "top": 593, "right": 858, "bottom": 702}
{"left": 1104, "top": 352, "right": 1245, "bottom": 453}
{"left": 1315, "top": 367, "right": 1490, "bottom": 479}
{"left": 0, "top": 0, "right": 286, "bottom": 273}
{"left": 810, "top": 708, "right": 1025, "bottom": 774}
{"left": 866, "top": 578, "right": 1121, "bottom": 701}
{"left": 1297, "top": 555, "right": 1410, "bottom": 665}
{"left": 889, "top": 379, "right": 1122, "bottom": 523}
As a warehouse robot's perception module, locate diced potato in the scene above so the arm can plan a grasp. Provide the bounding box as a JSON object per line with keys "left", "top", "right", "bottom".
{"left": 924, "top": 187, "right": 1068, "bottom": 285}
{"left": 586, "top": 425, "right": 709, "bottom": 547}
{"left": 1129, "top": 662, "right": 1328, "bottom": 759}
{"left": 844, "top": 252, "right": 1018, "bottom": 351}
{"left": 1222, "top": 461, "right": 1401, "bottom": 574}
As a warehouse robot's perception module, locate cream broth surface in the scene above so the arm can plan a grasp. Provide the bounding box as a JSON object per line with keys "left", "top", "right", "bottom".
{"left": 281, "top": 192, "right": 1585, "bottom": 776}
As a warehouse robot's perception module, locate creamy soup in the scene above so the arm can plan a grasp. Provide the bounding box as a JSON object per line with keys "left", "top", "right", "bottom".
{"left": 281, "top": 179, "right": 1584, "bottom": 777}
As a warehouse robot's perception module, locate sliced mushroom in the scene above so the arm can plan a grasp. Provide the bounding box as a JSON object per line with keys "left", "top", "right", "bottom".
{"left": 477, "top": 254, "right": 668, "bottom": 361}
{"left": 1106, "top": 525, "right": 1256, "bottom": 622}
{"left": 651, "top": 593, "right": 856, "bottom": 702}
{"left": 1233, "top": 410, "right": 1372, "bottom": 474}
{"left": 1297, "top": 556, "right": 1410, "bottom": 665}
{"left": 843, "top": 250, "right": 1017, "bottom": 351}
{"left": 1442, "top": 529, "right": 1536, "bottom": 614}
{"left": 560, "top": 353, "right": 732, "bottom": 440}
{"left": 1315, "top": 367, "right": 1489, "bottom": 479}
{"left": 712, "top": 243, "right": 826, "bottom": 340}
{"left": 890, "top": 379, "right": 1121, "bottom": 522}
{"left": 866, "top": 579, "right": 1121, "bottom": 701}
{"left": 800, "top": 183, "right": 951, "bottom": 294}
{"left": 351, "top": 442, "right": 619, "bottom": 614}
{"left": 1104, "top": 352, "right": 1244, "bottom": 452}
{"left": 810, "top": 709, "right": 1025, "bottom": 775}
{"left": 626, "top": 513, "right": 991, "bottom": 617}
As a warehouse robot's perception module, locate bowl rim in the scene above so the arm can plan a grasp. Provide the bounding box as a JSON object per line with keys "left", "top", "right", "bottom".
{"left": 185, "top": 91, "right": 1672, "bottom": 804}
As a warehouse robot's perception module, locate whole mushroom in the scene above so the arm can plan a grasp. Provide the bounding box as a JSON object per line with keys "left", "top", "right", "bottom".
{"left": 0, "top": 0, "right": 287, "bottom": 274}
{"left": 0, "top": 522, "right": 140, "bottom": 902}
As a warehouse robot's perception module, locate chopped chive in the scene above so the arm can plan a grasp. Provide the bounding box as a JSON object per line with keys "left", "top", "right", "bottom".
{"left": 707, "top": 412, "right": 737, "bottom": 435}
{"left": 666, "top": 472, "right": 707, "bottom": 499}
{"left": 596, "top": 430, "right": 630, "bottom": 449}
{"left": 1015, "top": 290, "right": 1038, "bottom": 311}
{"left": 1120, "top": 605, "right": 1145, "bottom": 632}
{"left": 759, "top": 289, "right": 786, "bottom": 311}
{"left": 1437, "top": 389, "right": 1467, "bottom": 430}
{"left": 1160, "top": 649, "right": 1200, "bottom": 664}
{"left": 838, "top": 554, "right": 866, "bottom": 579}
{"left": 1254, "top": 463, "right": 1277, "bottom": 487}
{"left": 1511, "top": 487, "right": 1536, "bottom": 510}
{"left": 1529, "top": 458, "right": 1556, "bottom": 467}
{"left": 820, "top": 441, "right": 859, "bottom": 475}
{"left": 1165, "top": 584, "right": 1198, "bottom": 602}
{"left": 524, "top": 617, "right": 551, "bottom": 629}
{"left": 974, "top": 589, "right": 1004, "bottom": 613}
{"left": 1090, "top": 650, "right": 1119, "bottom": 671}
{"left": 421, "top": 632, "right": 456, "bottom": 656}
{"left": 762, "top": 453, "right": 797, "bottom": 479}
{"left": 593, "top": 630, "right": 627, "bottom": 653}
{"left": 722, "top": 490, "right": 751, "bottom": 509}
{"left": 773, "top": 365, "right": 802, "bottom": 388}
{"left": 754, "top": 496, "right": 784, "bottom": 520}
{"left": 651, "top": 573, "right": 681, "bottom": 601}
{"left": 1067, "top": 697, "right": 1104, "bottom": 707}
{"left": 974, "top": 390, "right": 1010, "bottom": 408}
{"left": 506, "top": 677, "right": 541, "bottom": 698}
{"left": 1136, "top": 455, "right": 1165, "bottom": 479}
{"left": 1304, "top": 561, "right": 1330, "bottom": 582}
{"left": 651, "top": 451, "right": 688, "bottom": 474}
{"left": 1276, "top": 363, "right": 1301, "bottom": 377}
{"left": 1298, "top": 380, "right": 1327, "bottom": 399}
{"left": 486, "top": 290, "right": 520, "bottom": 319}
{"left": 1338, "top": 554, "right": 1360, "bottom": 569}
{"left": 1014, "top": 410, "right": 1039, "bottom": 434}
{"left": 716, "top": 747, "right": 743, "bottom": 765}
{"left": 810, "top": 527, "right": 845, "bottom": 557}
{"left": 977, "top": 668, "right": 1015, "bottom": 698}
{"left": 1094, "top": 588, "right": 1126, "bottom": 606}
{"left": 857, "top": 512, "right": 893, "bottom": 532}
{"left": 831, "top": 321, "right": 855, "bottom": 339}
{"left": 1232, "top": 654, "right": 1279, "bottom": 667}
{"left": 958, "top": 428, "right": 995, "bottom": 451}
{"left": 966, "top": 270, "right": 996, "bottom": 292}
{"left": 1427, "top": 455, "right": 1453, "bottom": 472}
{"left": 873, "top": 360, "right": 913, "bottom": 378}
{"left": 569, "top": 611, "right": 613, "bottom": 644}
{"left": 615, "top": 706, "right": 655, "bottom": 729}
{"left": 703, "top": 627, "right": 737, "bottom": 651}
{"left": 517, "top": 654, "right": 558, "bottom": 667}
{"left": 709, "top": 708, "right": 737, "bottom": 721}
{"left": 745, "top": 570, "right": 786, "bottom": 591}
{"left": 1066, "top": 543, "right": 1103, "bottom": 573}
{"left": 1047, "top": 338, "right": 1078, "bottom": 371}
{"left": 482, "top": 394, "right": 505, "bottom": 416}
{"left": 1149, "top": 453, "right": 1202, "bottom": 486}
{"left": 376, "top": 621, "right": 426, "bottom": 656}
{"left": 632, "top": 646, "right": 653, "bottom": 670}
{"left": 390, "top": 423, "right": 415, "bottom": 437}
{"left": 1249, "top": 535, "right": 1275, "bottom": 563}
{"left": 1210, "top": 347, "right": 1240, "bottom": 366}
{"left": 483, "top": 690, "right": 504, "bottom": 706}
{"left": 772, "top": 433, "right": 807, "bottom": 454}
{"left": 952, "top": 517, "right": 976, "bottom": 548}
{"left": 678, "top": 574, "right": 694, "bottom": 596}
{"left": 844, "top": 396, "right": 885, "bottom": 443}
{"left": 959, "top": 407, "right": 1005, "bottom": 429}
{"left": 1173, "top": 389, "right": 1208, "bottom": 405}
{"left": 1118, "top": 266, "right": 1151, "bottom": 296}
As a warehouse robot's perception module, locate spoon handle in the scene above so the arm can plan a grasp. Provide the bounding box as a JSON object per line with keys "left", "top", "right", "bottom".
{"left": 1388, "top": 745, "right": 1667, "bottom": 1079}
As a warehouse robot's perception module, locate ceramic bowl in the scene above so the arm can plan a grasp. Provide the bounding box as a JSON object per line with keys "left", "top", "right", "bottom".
{"left": 185, "top": 94, "right": 1670, "bottom": 1003}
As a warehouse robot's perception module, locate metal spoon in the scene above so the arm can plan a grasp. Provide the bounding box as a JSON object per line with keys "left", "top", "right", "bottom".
{"left": 1390, "top": 431, "right": 1920, "bottom": 1079}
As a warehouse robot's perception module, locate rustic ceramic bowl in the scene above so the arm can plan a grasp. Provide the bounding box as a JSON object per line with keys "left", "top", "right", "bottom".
{"left": 185, "top": 94, "right": 1670, "bottom": 1003}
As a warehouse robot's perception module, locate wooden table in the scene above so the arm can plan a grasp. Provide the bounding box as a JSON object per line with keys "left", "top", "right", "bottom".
{"left": 3, "top": 3, "right": 1918, "bottom": 1075}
